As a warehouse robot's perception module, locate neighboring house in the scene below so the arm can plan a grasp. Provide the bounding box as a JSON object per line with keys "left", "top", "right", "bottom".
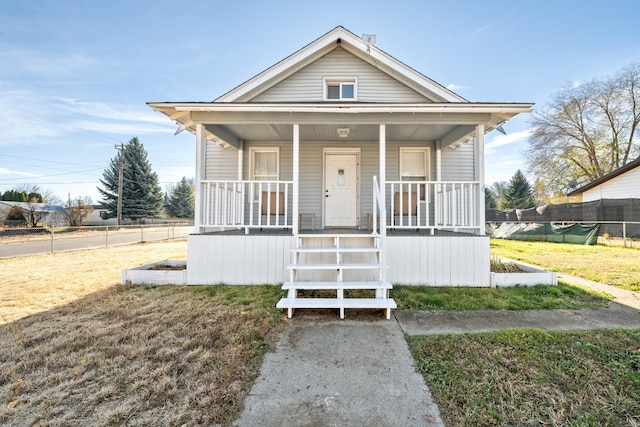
{"left": 0, "top": 201, "right": 66, "bottom": 226}
{"left": 568, "top": 157, "right": 640, "bottom": 202}
{"left": 148, "top": 26, "right": 532, "bottom": 297}
{"left": 84, "top": 204, "right": 118, "bottom": 226}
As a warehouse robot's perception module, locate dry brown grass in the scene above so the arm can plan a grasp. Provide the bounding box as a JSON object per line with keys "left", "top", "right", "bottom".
{"left": 0, "top": 285, "right": 283, "bottom": 426}
{"left": 0, "top": 241, "right": 284, "bottom": 425}
{"left": 0, "top": 241, "right": 187, "bottom": 326}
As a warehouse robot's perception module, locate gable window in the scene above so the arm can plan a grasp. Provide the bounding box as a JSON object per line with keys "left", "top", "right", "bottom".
{"left": 250, "top": 147, "right": 279, "bottom": 200}
{"left": 324, "top": 78, "right": 357, "bottom": 101}
{"left": 400, "top": 147, "right": 430, "bottom": 200}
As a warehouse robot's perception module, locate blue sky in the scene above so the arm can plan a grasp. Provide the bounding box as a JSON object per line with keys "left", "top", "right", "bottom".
{"left": 1, "top": 0, "right": 639, "bottom": 203}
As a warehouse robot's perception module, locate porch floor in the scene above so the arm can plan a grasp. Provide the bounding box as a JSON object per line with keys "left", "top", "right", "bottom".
{"left": 199, "top": 228, "right": 477, "bottom": 237}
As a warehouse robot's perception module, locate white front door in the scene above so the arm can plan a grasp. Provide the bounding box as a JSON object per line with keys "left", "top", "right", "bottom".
{"left": 324, "top": 153, "right": 358, "bottom": 227}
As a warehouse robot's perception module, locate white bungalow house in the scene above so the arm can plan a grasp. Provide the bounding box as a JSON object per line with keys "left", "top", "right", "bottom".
{"left": 148, "top": 26, "right": 532, "bottom": 318}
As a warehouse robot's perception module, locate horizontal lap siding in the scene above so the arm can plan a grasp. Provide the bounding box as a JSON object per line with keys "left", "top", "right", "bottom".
{"left": 441, "top": 142, "right": 475, "bottom": 181}
{"left": 385, "top": 235, "right": 490, "bottom": 286}
{"left": 251, "top": 47, "right": 430, "bottom": 103}
{"left": 205, "top": 142, "right": 238, "bottom": 180}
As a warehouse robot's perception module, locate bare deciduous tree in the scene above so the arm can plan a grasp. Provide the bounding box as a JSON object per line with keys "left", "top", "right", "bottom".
{"left": 21, "top": 199, "right": 48, "bottom": 227}
{"left": 527, "top": 61, "right": 640, "bottom": 194}
{"left": 63, "top": 200, "right": 94, "bottom": 227}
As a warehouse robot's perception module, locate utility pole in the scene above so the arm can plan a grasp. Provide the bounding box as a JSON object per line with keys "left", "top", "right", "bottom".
{"left": 115, "top": 144, "right": 125, "bottom": 228}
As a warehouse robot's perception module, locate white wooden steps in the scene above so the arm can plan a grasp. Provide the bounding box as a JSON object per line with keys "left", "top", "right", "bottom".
{"left": 276, "top": 234, "right": 396, "bottom": 319}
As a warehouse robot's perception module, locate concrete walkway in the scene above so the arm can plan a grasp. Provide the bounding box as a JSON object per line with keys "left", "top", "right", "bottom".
{"left": 396, "top": 302, "right": 640, "bottom": 336}
{"left": 235, "top": 319, "right": 444, "bottom": 427}
{"left": 236, "top": 275, "right": 640, "bottom": 426}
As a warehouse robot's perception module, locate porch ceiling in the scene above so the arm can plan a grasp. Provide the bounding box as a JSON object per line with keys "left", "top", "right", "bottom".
{"left": 213, "top": 123, "right": 455, "bottom": 142}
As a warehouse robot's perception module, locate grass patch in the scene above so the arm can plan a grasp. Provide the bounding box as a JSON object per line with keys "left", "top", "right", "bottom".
{"left": 0, "top": 284, "right": 284, "bottom": 426}
{"left": 0, "top": 241, "right": 286, "bottom": 425}
{"left": 491, "top": 239, "right": 640, "bottom": 291}
{"left": 0, "top": 240, "right": 188, "bottom": 326}
{"left": 408, "top": 329, "right": 640, "bottom": 426}
{"left": 392, "top": 282, "right": 610, "bottom": 311}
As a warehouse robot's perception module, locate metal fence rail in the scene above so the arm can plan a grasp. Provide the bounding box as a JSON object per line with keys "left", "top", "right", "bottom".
{"left": 0, "top": 223, "right": 193, "bottom": 258}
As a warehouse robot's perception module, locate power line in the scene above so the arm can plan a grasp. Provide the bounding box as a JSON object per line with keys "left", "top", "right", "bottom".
{"left": 0, "top": 167, "right": 104, "bottom": 182}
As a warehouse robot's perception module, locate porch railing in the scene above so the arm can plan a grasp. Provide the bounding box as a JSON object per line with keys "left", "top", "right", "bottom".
{"left": 387, "top": 181, "right": 480, "bottom": 231}
{"left": 200, "top": 180, "right": 293, "bottom": 232}
{"left": 200, "top": 179, "right": 479, "bottom": 233}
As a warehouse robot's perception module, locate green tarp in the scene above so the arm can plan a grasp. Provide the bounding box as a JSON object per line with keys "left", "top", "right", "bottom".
{"left": 489, "top": 222, "right": 600, "bottom": 245}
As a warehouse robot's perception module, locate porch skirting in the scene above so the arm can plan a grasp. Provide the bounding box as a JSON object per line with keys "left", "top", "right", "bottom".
{"left": 186, "top": 233, "right": 490, "bottom": 287}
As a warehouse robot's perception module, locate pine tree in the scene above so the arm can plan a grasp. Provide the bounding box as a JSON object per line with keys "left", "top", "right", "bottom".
{"left": 485, "top": 188, "right": 497, "bottom": 209}
{"left": 500, "top": 170, "right": 535, "bottom": 210}
{"left": 166, "top": 177, "right": 195, "bottom": 218}
{"left": 98, "top": 137, "right": 164, "bottom": 220}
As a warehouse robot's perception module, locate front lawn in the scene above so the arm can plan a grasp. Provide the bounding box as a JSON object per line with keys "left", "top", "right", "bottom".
{"left": 392, "top": 282, "right": 610, "bottom": 311}
{"left": 409, "top": 328, "right": 640, "bottom": 426}
{"left": 491, "top": 239, "right": 640, "bottom": 291}
{"left": 0, "top": 284, "right": 283, "bottom": 426}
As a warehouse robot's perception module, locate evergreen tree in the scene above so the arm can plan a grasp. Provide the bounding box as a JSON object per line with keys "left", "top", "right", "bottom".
{"left": 166, "top": 177, "right": 195, "bottom": 218}
{"left": 98, "top": 137, "right": 164, "bottom": 220}
{"left": 500, "top": 170, "right": 535, "bottom": 210}
{"left": 485, "top": 187, "right": 497, "bottom": 209}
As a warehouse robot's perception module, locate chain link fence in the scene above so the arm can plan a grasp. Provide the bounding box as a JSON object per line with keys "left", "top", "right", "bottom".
{"left": 0, "top": 222, "right": 193, "bottom": 257}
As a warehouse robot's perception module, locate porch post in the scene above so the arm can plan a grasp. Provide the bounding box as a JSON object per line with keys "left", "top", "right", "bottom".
{"left": 237, "top": 139, "right": 244, "bottom": 180}
{"left": 436, "top": 140, "right": 442, "bottom": 181}
{"left": 194, "top": 124, "right": 206, "bottom": 234}
{"left": 379, "top": 124, "right": 386, "bottom": 226}
{"left": 293, "top": 124, "right": 299, "bottom": 234}
{"left": 475, "top": 124, "right": 485, "bottom": 235}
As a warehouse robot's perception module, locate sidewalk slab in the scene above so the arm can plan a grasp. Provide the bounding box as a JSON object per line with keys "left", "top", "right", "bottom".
{"left": 235, "top": 319, "right": 444, "bottom": 427}
{"left": 395, "top": 303, "right": 640, "bottom": 336}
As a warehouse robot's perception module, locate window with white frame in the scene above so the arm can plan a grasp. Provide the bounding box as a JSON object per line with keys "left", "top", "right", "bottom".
{"left": 324, "top": 77, "right": 357, "bottom": 101}
{"left": 399, "top": 147, "right": 430, "bottom": 200}
{"left": 250, "top": 147, "right": 279, "bottom": 200}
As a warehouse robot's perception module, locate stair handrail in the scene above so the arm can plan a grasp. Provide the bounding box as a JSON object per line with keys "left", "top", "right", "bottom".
{"left": 372, "top": 175, "right": 386, "bottom": 238}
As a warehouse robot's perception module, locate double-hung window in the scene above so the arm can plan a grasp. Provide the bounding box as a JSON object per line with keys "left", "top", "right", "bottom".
{"left": 250, "top": 147, "right": 279, "bottom": 201}
{"left": 324, "top": 78, "right": 357, "bottom": 101}
{"left": 400, "top": 148, "right": 430, "bottom": 200}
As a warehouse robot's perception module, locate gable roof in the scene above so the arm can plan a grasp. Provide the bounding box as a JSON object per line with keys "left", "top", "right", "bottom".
{"left": 214, "top": 26, "right": 467, "bottom": 103}
{"left": 569, "top": 157, "right": 640, "bottom": 195}
{"left": 148, "top": 26, "right": 533, "bottom": 149}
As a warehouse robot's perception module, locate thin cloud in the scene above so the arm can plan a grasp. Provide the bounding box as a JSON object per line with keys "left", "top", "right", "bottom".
{"left": 0, "top": 90, "right": 174, "bottom": 146}
{"left": 54, "top": 97, "right": 170, "bottom": 124}
{"left": 0, "top": 47, "right": 98, "bottom": 77}
{"left": 66, "top": 119, "right": 173, "bottom": 135}
{"left": 485, "top": 129, "right": 532, "bottom": 154}
{"left": 446, "top": 83, "right": 469, "bottom": 91}
{"left": 0, "top": 167, "right": 41, "bottom": 178}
